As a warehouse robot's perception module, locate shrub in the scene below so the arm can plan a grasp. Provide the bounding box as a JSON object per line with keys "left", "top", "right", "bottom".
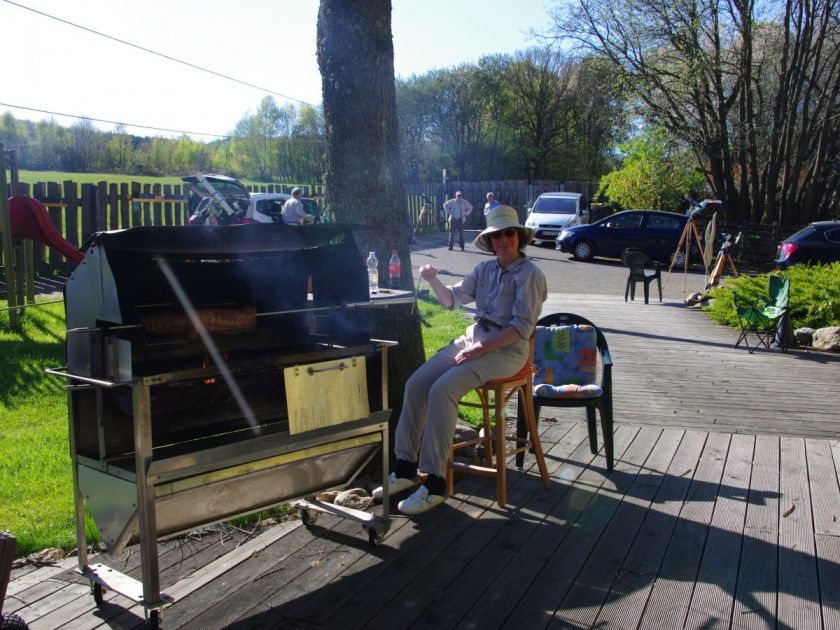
{"left": 704, "top": 262, "right": 840, "bottom": 330}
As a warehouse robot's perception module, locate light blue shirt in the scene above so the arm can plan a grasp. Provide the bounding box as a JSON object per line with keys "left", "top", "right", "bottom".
{"left": 447, "top": 256, "right": 547, "bottom": 341}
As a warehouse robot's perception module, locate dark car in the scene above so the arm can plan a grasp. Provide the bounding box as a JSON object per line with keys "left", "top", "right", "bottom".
{"left": 556, "top": 210, "right": 690, "bottom": 267}
{"left": 775, "top": 221, "right": 840, "bottom": 267}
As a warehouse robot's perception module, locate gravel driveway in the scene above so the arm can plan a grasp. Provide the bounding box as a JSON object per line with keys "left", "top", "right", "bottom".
{"left": 408, "top": 229, "right": 709, "bottom": 301}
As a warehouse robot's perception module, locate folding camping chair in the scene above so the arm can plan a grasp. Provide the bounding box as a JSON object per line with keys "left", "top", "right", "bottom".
{"left": 734, "top": 275, "right": 790, "bottom": 353}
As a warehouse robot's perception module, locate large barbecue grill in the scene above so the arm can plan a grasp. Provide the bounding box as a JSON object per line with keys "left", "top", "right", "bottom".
{"left": 47, "top": 223, "right": 408, "bottom": 627}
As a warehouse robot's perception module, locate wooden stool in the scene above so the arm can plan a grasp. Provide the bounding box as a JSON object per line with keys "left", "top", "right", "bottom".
{"left": 447, "top": 339, "right": 550, "bottom": 507}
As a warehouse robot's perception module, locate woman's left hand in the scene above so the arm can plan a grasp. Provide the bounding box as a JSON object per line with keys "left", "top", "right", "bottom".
{"left": 454, "top": 341, "right": 485, "bottom": 364}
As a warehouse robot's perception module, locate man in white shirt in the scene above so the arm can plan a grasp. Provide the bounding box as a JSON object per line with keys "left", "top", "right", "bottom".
{"left": 483, "top": 192, "right": 501, "bottom": 229}
{"left": 281, "top": 188, "right": 313, "bottom": 225}
{"left": 442, "top": 191, "right": 473, "bottom": 251}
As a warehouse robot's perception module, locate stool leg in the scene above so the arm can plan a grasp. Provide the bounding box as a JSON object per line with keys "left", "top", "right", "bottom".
{"left": 522, "top": 383, "right": 549, "bottom": 487}
{"left": 446, "top": 451, "right": 455, "bottom": 497}
{"left": 479, "top": 388, "right": 493, "bottom": 467}
{"left": 494, "top": 384, "right": 507, "bottom": 507}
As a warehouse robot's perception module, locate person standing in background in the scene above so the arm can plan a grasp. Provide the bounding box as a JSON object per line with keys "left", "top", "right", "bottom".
{"left": 443, "top": 191, "right": 473, "bottom": 251}
{"left": 483, "top": 192, "right": 501, "bottom": 229}
{"left": 281, "top": 188, "right": 313, "bottom": 225}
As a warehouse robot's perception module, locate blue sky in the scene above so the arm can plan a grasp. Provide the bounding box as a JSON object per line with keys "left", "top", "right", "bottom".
{"left": 1, "top": 0, "right": 553, "bottom": 139}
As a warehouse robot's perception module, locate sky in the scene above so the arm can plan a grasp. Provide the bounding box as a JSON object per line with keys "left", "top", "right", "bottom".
{"left": 1, "top": 0, "right": 554, "bottom": 140}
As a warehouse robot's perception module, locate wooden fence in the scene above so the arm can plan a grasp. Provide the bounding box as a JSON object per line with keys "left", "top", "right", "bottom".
{"left": 1, "top": 180, "right": 325, "bottom": 278}
{"left": 2, "top": 177, "right": 783, "bottom": 279}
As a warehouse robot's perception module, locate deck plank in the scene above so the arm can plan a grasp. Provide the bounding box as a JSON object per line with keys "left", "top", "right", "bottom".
{"left": 731, "top": 434, "right": 780, "bottom": 629}
{"left": 777, "top": 437, "right": 821, "bottom": 628}
{"left": 551, "top": 428, "right": 683, "bottom": 628}
{"left": 638, "top": 431, "right": 730, "bottom": 629}
{"left": 806, "top": 438, "right": 840, "bottom": 630}
{"left": 592, "top": 430, "right": 707, "bottom": 628}
{"left": 684, "top": 433, "right": 754, "bottom": 628}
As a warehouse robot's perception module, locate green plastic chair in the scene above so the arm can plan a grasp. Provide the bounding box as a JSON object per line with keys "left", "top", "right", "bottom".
{"left": 622, "top": 248, "right": 662, "bottom": 304}
{"left": 734, "top": 275, "right": 790, "bottom": 353}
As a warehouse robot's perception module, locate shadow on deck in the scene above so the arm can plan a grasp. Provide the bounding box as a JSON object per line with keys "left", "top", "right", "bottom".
{"left": 6, "top": 295, "right": 840, "bottom": 628}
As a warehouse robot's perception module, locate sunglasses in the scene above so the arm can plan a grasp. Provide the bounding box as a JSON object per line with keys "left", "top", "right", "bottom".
{"left": 490, "top": 229, "right": 517, "bottom": 240}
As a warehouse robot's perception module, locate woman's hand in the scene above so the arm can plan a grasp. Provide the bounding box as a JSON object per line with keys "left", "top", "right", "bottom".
{"left": 454, "top": 341, "right": 485, "bottom": 364}
{"left": 419, "top": 264, "right": 438, "bottom": 281}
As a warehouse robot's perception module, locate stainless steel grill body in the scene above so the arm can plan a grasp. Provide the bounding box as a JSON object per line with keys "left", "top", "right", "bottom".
{"left": 50, "top": 224, "right": 404, "bottom": 621}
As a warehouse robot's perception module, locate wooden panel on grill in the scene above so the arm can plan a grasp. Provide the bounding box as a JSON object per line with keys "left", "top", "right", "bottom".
{"left": 285, "top": 356, "right": 369, "bottom": 434}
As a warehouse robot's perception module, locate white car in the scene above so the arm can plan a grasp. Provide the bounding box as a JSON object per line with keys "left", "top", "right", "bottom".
{"left": 183, "top": 174, "right": 320, "bottom": 225}
{"left": 525, "top": 192, "right": 587, "bottom": 245}
{"left": 247, "top": 192, "right": 293, "bottom": 223}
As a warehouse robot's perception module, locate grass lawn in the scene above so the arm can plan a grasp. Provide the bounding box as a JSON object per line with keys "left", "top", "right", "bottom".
{"left": 0, "top": 291, "right": 470, "bottom": 557}
{"left": 0, "top": 299, "right": 99, "bottom": 556}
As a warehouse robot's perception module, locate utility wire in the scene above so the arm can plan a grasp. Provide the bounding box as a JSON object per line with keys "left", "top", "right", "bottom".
{"left": 0, "top": 102, "right": 230, "bottom": 138}
{"left": 3, "top": 0, "right": 317, "bottom": 108}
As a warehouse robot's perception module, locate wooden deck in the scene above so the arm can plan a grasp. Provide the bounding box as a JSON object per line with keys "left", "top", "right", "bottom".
{"left": 5, "top": 295, "right": 840, "bottom": 629}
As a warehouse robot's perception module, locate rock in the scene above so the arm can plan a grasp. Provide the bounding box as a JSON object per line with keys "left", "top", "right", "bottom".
{"left": 684, "top": 292, "right": 708, "bottom": 306}
{"left": 812, "top": 326, "right": 840, "bottom": 352}
{"left": 794, "top": 327, "right": 815, "bottom": 347}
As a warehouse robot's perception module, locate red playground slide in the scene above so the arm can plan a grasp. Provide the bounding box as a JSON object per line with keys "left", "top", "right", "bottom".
{"left": 7, "top": 195, "right": 84, "bottom": 264}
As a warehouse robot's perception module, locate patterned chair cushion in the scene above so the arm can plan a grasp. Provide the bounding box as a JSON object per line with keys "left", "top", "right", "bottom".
{"left": 533, "top": 325, "right": 603, "bottom": 399}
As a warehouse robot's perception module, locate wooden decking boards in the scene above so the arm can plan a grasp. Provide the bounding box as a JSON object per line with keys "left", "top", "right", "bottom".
{"left": 5, "top": 295, "right": 840, "bottom": 629}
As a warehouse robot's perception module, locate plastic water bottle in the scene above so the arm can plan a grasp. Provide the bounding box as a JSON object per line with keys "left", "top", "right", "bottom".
{"left": 389, "top": 248, "right": 401, "bottom": 289}
{"left": 367, "top": 251, "right": 379, "bottom": 295}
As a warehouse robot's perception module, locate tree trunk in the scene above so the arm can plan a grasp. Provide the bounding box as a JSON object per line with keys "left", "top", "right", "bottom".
{"left": 317, "top": 0, "right": 425, "bottom": 427}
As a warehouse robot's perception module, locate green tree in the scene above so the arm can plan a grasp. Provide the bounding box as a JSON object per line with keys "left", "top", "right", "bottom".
{"left": 105, "top": 125, "right": 134, "bottom": 173}
{"left": 233, "top": 96, "right": 285, "bottom": 180}
{"left": 597, "top": 127, "right": 704, "bottom": 212}
{"left": 548, "top": 0, "right": 840, "bottom": 224}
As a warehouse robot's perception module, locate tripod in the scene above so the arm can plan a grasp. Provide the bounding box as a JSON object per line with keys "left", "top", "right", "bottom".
{"left": 663, "top": 218, "right": 703, "bottom": 292}
{"left": 705, "top": 233, "right": 740, "bottom": 290}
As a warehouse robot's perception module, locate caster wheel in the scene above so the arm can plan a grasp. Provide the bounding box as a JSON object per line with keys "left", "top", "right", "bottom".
{"left": 368, "top": 528, "right": 385, "bottom": 547}
{"left": 301, "top": 509, "right": 318, "bottom": 526}
{"left": 92, "top": 582, "right": 104, "bottom": 606}
{"left": 1, "top": 612, "right": 30, "bottom": 629}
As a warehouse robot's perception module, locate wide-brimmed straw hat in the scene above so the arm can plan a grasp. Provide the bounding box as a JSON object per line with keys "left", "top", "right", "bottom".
{"left": 474, "top": 205, "right": 534, "bottom": 252}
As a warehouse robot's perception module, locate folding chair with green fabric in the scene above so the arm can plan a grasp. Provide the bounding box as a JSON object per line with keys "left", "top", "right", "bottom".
{"left": 517, "top": 313, "right": 615, "bottom": 471}
{"left": 734, "top": 274, "right": 790, "bottom": 353}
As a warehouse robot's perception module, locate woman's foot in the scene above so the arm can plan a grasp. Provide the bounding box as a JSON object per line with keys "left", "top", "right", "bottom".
{"left": 372, "top": 459, "right": 420, "bottom": 500}
{"left": 398, "top": 475, "right": 446, "bottom": 515}
{"left": 372, "top": 472, "right": 420, "bottom": 500}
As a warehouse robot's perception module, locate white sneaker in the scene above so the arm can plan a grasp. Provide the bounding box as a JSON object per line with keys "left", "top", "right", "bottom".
{"left": 372, "top": 473, "right": 418, "bottom": 501}
{"left": 398, "top": 485, "right": 445, "bottom": 515}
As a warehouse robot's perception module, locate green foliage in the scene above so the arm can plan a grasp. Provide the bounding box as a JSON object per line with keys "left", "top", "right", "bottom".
{"left": 704, "top": 262, "right": 840, "bottom": 330}
{"left": 597, "top": 127, "right": 704, "bottom": 212}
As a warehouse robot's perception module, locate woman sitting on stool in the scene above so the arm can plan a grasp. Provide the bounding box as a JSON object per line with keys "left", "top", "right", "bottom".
{"left": 373, "top": 206, "right": 547, "bottom": 514}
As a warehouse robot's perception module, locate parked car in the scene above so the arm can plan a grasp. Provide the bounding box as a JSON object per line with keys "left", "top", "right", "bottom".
{"left": 182, "top": 174, "right": 321, "bottom": 225}
{"left": 525, "top": 192, "right": 586, "bottom": 245}
{"left": 775, "top": 221, "right": 840, "bottom": 267}
{"left": 556, "top": 209, "right": 692, "bottom": 267}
